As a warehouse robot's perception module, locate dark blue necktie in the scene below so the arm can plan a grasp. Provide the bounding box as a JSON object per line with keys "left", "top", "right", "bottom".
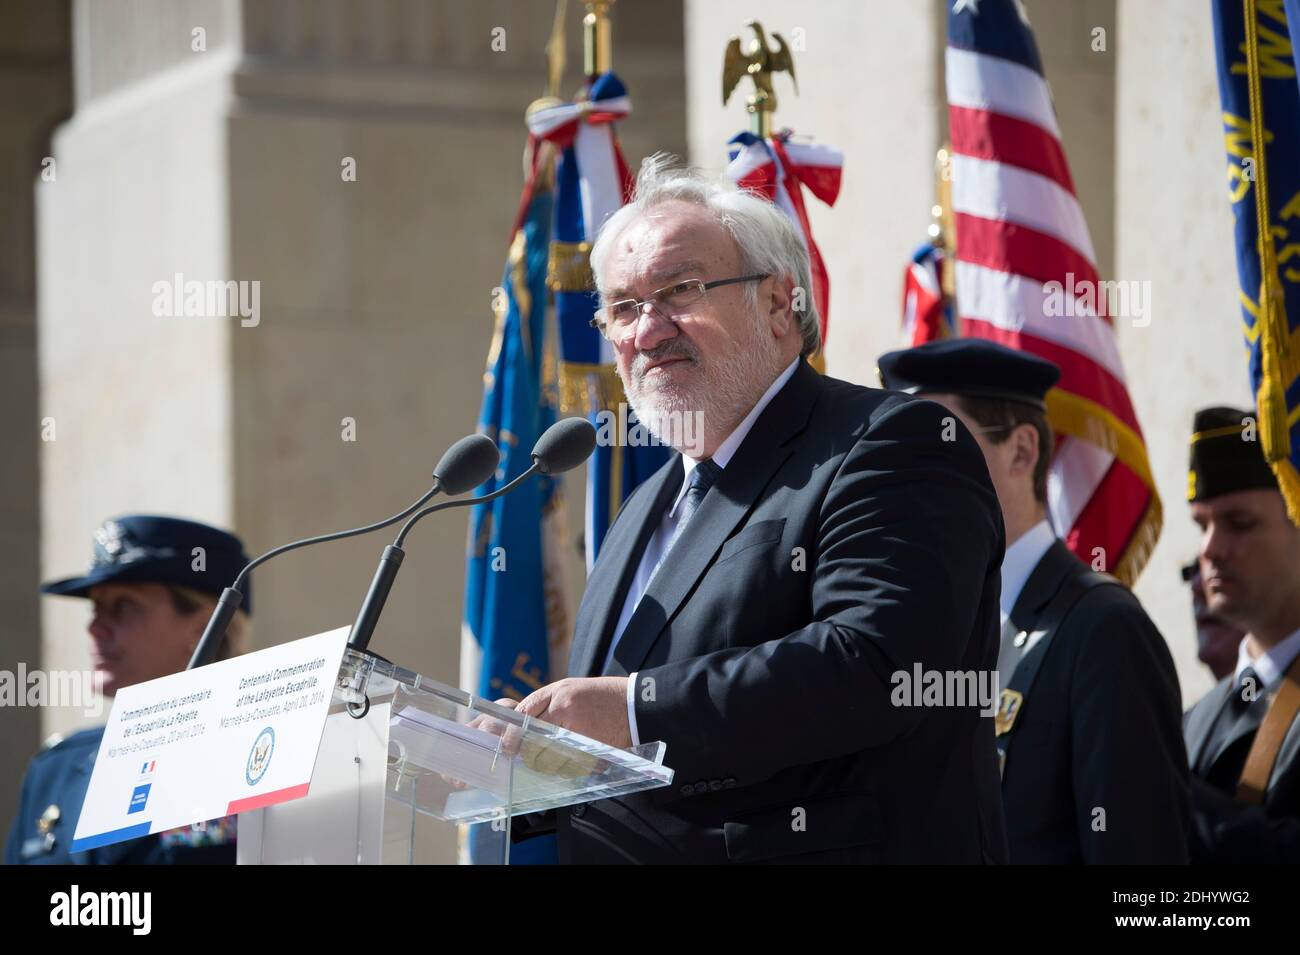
{"left": 664, "top": 458, "right": 721, "bottom": 554}
{"left": 601, "top": 459, "right": 722, "bottom": 672}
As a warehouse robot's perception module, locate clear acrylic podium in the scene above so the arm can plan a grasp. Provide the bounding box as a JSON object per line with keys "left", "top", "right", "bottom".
{"left": 236, "top": 647, "right": 674, "bottom": 864}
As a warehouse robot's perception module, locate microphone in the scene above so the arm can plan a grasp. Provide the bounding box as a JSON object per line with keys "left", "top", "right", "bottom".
{"left": 186, "top": 433, "right": 501, "bottom": 669}
{"left": 346, "top": 417, "right": 597, "bottom": 653}
{"left": 431, "top": 434, "right": 504, "bottom": 495}
{"left": 531, "top": 415, "right": 600, "bottom": 474}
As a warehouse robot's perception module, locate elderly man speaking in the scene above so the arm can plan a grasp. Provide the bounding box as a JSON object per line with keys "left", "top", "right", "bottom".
{"left": 508, "top": 156, "right": 1007, "bottom": 864}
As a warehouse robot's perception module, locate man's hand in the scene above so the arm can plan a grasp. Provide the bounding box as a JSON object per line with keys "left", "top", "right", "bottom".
{"left": 514, "top": 677, "right": 632, "bottom": 749}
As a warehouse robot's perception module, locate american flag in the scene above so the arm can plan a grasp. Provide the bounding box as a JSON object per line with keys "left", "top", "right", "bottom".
{"left": 946, "top": 0, "right": 1160, "bottom": 584}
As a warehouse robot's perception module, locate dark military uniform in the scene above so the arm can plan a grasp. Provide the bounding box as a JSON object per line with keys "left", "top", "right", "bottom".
{"left": 5, "top": 727, "right": 235, "bottom": 864}
{"left": 995, "top": 540, "right": 1190, "bottom": 863}
{"left": 878, "top": 338, "right": 1190, "bottom": 863}
{"left": 1184, "top": 670, "right": 1300, "bottom": 862}
{"left": 1182, "top": 406, "right": 1300, "bottom": 863}
{"left": 5, "top": 514, "right": 250, "bottom": 865}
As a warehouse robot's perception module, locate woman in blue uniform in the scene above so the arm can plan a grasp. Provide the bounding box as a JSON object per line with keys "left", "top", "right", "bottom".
{"left": 5, "top": 515, "right": 252, "bottom": 864}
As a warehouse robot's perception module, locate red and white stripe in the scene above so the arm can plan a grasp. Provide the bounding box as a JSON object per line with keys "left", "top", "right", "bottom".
{"left": 527, "top": 94, "right": 632, "bottom": 243}
{"left": 946, "top": 35, "right": 1158, "bottom": 579}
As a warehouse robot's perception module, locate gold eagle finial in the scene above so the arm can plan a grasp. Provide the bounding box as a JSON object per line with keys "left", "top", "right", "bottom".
{"left": 722, "top": 20, "right": 798, "bottom": 136}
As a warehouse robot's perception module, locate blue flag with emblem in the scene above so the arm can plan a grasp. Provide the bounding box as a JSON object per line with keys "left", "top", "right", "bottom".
{"left": 463, "top": 154, "right": 568, "bottom": 865}
{"left": 527, "top": 71, "right": 671, "bottom": 568}
{"left": 1213, "top": 0, "right": 1300, "bottom": 520}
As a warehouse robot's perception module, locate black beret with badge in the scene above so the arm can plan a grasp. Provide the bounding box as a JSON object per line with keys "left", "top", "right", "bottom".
{"left": 40, "top": 514, "right": 253, "bottom": 613}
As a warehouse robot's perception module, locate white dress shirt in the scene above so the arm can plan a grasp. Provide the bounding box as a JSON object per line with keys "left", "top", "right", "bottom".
{"left": 1234, "top": 625, "right": 1300, "bottom": 688}
{"left": 616, "top": 357, "right": 801, "bottom": 745}
{"left": 999, "top": 518, "right": 1056, "bottom": 654}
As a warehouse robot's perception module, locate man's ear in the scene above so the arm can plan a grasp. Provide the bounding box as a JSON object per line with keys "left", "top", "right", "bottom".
{"left": 767, "top": 276, "right": 795, "bottom": 337}
{"left": 1008, "top": 423, "right": 1040, "bottom": 479}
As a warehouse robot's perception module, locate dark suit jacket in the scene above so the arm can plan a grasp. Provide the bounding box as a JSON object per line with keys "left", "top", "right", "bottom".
{"left": 1183, "top": 667, "right": 1300, "bottom": 863}
{"left": 556, "top": 360, "right": 1008, "bottom": 863}
{"left": 4, "top": 727, "right": 235, "bottom": 865}
{"left": 998, "top": 541, "right": 1189, "bottom": 864}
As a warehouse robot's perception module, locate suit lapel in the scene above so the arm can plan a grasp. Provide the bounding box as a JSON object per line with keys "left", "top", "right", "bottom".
{"left": 1205, "top": 682, "right": 1273, "bottom": 774}
{"left": 1187, "top": 678, "right": 1234, "bottom": 774}
{"left": 568, "top": 457, "right": 682, "bottom": 680}
{"left": 604, "top": 360, "right": 823, "bottom": 677}
{"left": 1008, "top": 540, "right": 1076, "bottom": 634}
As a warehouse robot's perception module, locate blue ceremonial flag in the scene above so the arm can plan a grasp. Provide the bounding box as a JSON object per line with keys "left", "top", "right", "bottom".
{"left": 1213, "top": 0, "right": 1300, "bottom": 518}
{"left": 463, "top": 155, "right": 568, "bottom": 865}
{"left": 528, "top": 72, "right": 671, "bottom": 567}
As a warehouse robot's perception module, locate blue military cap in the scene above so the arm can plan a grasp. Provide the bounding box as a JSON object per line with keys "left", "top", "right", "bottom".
{"left": 877, "top": 338, "right": 1061, "bottom": 411}
{"left": 40, "top": 515, "right": 253, "bottom": 614}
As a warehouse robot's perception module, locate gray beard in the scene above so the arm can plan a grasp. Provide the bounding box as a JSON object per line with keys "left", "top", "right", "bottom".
{"left": 624, "top": 319, "right": 785, "bottom": 455}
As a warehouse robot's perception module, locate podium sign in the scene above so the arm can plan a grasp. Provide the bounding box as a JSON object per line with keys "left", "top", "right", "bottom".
{"left": 238, "top": 645, "right": 675, "bottom": 864}
{"left": 72, "top": 628, "right": 348, "bottom": 853}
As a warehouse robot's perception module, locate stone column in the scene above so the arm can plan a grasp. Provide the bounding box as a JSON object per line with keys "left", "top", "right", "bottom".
{"left": 0, "top": 0, "right": 72, "bottom": 840}
{"left": 39, "top": 0, "right": 240, "bottom": 740}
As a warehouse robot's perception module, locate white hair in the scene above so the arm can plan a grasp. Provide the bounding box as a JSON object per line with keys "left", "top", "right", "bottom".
{"left": 589, "top": 152, "right": 822, "bottom": 357}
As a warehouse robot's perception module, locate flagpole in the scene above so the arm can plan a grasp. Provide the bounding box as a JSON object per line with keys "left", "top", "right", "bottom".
{"left": 934, "top": 145, "right": 956, "bottom": 304}
{"left": 583, "top": 0, "right": 625, "bottom": 519}
{"left": 584, "top": 0, "right": 613, "bottom": 80}
{"left": 721, "top": 22, "right": 834, "bottom": 370}
{"left": 546, "top": 0, "right": 568, "bottom": 97}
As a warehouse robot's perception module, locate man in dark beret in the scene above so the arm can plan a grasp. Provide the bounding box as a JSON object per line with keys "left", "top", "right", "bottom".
{"left": 878, "top": 338, "right": 1189, "bottom": 864}
{"left": 4, "top": 515, "right": 252, "bottom": 864}
{"left": 1184, "top": 406, "right": 1300, "bottom": 863}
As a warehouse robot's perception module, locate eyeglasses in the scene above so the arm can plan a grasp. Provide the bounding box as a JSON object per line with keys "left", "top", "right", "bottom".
{"left": 590, "top": 274, "right": 769, "bottom": 341}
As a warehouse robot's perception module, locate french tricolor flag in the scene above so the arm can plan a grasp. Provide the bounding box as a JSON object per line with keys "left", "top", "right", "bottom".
{"left": 726, "top": 130, "right": 843, "bottom": 350}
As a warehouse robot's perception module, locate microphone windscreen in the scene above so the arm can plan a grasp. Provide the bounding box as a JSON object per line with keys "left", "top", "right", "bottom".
{"left": 434, "top": 433, "right": 501, "bottom": 495}
{"left": 532, "top": 417, "right": 597, "bottom": 474}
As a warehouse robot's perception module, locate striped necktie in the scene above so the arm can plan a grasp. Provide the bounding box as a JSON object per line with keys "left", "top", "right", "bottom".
{"left": 663, "top": 458, "right": 721, "bottom": 555}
